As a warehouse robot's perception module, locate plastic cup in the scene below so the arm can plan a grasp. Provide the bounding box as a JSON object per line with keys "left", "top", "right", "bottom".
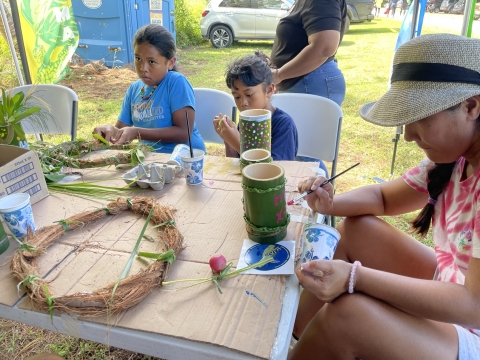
{"left": 301, "top": 223, "right": 340, "bottom": 263}
{"left": 0, "top": 193, "right": 36, "bottom": 238}
{"left": 180, "top": 149, "right": 205, "bottom": 185}
{"left": 168, "top": 144, "right": 191, "bottom": 167}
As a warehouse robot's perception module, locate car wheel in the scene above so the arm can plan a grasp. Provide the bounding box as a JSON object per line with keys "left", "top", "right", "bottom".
{"left": 210, "top": 25, "right": 233, "bottom": 48}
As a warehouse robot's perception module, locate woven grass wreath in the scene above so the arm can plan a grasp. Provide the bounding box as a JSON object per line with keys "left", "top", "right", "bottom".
{"left": 33, "top": 140, "right": 149, "bottom": 170}
{"left": 10, "top": 197, "right": 183, "bottom": 317}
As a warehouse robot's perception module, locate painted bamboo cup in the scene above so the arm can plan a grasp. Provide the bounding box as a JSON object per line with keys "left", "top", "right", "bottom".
{"left": 301, "top": 224, "right": 341, "bottom": 263}
{"left": 240, "top": 148, "right": 272, "bottom": 170}
{"left": 242, "top": 163, "right": 289, "bottom": 244}
{"left": 239, "top": 109, "right": 272, "bottom": 154}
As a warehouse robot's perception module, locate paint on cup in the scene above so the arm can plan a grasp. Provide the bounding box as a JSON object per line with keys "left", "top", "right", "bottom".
{"left": 239, "top": 109, "right": 272, "bottom": 154}
{"left": 301, "top": 223, "right": 340, "bottom": 263}
{"left": 168, "top": 144, "right": 191, "bottom": 168}
{"left": 180, "top": 149, "right": 205, "bottom": 185}
{"left": 0, "top": 193, "right": 36, "bottom": 238}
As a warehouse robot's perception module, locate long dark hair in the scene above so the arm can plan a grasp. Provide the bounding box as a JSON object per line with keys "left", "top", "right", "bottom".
{"left": 410, "top": 103, "right": 468, "bottom": 236}
{"left": 133, "top": 24, "right": 177, "bottom": 71}
{"left": 225, "top": 51, "right": 273, "bottom": 90}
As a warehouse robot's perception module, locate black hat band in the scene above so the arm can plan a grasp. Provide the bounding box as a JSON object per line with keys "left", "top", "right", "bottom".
{"left": 391, "top": 62, "right": 480, "bottom": 85}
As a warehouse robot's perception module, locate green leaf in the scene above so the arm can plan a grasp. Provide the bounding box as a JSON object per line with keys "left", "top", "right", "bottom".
{"left": 137, "top": 249, "right": 176, "bottom": 264}
{"left": 92, "top": 133, "right": 109, "bottom": 146}
{"left": 44, "top": 174, "right": 67, "bottom": 183}
{"left": 43, "top": 284, "right": 55, "bottom": 323}
{"left": 10, "top": 106, "right": 42, "bottom": 124}
{"left": 110, "top": 205, "right": 156, "bottom": 305}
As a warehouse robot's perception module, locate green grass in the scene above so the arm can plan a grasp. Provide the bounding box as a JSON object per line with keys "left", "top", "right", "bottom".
{"left": 1, "top": 15, "right": 478, "bottom": 359}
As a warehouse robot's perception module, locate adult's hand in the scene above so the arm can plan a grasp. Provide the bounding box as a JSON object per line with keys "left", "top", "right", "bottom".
{"left": 298, "top": 176, "right": 335, "bottom": 214}
{"left": 296, "top": 260, "right": 352, "bottom": 302}
{"left": 92, "top": 124, "right": 119, "bottom": 143}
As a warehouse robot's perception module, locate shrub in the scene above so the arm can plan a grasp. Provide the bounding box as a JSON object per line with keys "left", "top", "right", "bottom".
{"left": 175, "top": 0, "right": 208, "bottom": 47}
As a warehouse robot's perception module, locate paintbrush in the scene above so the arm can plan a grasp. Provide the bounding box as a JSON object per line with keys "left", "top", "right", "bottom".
{"left": 287, "top": 162, "right": 360, "bottom": 206}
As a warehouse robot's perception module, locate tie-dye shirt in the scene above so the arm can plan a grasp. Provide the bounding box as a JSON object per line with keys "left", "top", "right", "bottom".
{"left": 403, "top": 157, "right": 480, "bottom": 336}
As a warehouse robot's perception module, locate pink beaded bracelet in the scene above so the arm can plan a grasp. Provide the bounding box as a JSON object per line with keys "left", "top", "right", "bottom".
{"left": 348, "top": 261, "right": 361, "bottom": 294}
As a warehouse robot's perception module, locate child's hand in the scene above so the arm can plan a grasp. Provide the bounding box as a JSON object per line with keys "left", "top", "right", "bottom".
{"left": 297, "top": 176, "right": 334, "bottom": 214}
{"left": 214, "top": 114, "right": 239, "bottom": 147}
{"left": 92, "top": 125, "right": 119, "bottom": 143}
{"left": 296, "top": 260, "right": 351, "bottom": 302}
{"left": 111, "top": 127, "right": 139, "bottom": 145}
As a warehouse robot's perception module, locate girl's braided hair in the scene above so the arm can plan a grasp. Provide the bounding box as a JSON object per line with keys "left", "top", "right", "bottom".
{"left": 410, "top": 103, "right": 473, "bottom": 236}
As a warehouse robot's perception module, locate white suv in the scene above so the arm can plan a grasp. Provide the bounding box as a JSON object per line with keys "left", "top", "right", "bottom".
{"left": 200, "top": 0, "right": 293, "bottom": 48}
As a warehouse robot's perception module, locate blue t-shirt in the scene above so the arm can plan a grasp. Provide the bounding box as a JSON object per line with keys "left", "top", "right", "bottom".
{"left": 118, "top": 71, "right": 206, "bottom": 154}
{"left": 271, "top": 107, "right": 298, "bottom": 160}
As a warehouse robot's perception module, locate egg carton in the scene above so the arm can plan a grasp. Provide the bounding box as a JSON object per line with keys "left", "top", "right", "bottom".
{"left": 122, "top": 162, "right": 181, "bottom": 190}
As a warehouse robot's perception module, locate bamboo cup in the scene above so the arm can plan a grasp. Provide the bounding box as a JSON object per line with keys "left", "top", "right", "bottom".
{"left": 239, "top": 109, "right": 271, "bottom": 154}
{"left": 242, "top": 163, "right": 289, "bottom": 244}
{"left": 240, "top": 148, "right": 272, "bottom": 170}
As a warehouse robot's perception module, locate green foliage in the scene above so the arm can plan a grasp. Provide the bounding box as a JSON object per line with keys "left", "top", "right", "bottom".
{"left": 175, "top": 0, "right": 208, "bottom": 47}
{"left": 0, "top": 36, "right": 20, "bottom": 89}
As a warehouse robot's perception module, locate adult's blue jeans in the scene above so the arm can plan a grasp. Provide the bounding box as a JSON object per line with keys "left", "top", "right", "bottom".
{"left": 281, "top": 60, "right": 345, "bottom": 174}
{"left": 279, "top": 60, "right": 346, "bottom": 107}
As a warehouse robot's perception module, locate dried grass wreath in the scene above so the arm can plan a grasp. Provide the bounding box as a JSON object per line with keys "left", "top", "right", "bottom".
{"left": 32, "top": 140, "right": 149, "bottom": 171}
{"left": 10, "top": 197, "right": 183, "bottom": 317}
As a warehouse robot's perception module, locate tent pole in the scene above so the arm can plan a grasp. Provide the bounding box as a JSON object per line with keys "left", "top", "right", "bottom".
{"left": 461, "top": 0, "right": 475, "bottom": 37}
{"left": 8, "top": 0, "right": 30, "bottom": 84}
{"left": 0, "top": 0, "right": 24, "bottom": 85}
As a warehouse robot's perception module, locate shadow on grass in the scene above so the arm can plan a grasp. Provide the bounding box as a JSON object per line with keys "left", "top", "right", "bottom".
{"left": 347, "top": 26, "right": 399, "bottom": 35}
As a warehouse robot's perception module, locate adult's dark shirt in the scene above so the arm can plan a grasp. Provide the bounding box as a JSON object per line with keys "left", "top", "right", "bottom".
{"left": 270, "top": 0, "right": 347, "bottom": 91}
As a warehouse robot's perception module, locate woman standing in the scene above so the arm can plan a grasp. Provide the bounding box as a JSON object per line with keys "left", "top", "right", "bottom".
{"left": 270, "top": 0, "right": 347, "bottom": 106}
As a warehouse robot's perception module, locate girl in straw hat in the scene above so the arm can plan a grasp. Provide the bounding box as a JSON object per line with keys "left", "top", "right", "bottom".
{"left": 290, "top": 33, "right": 480, "bottom": 360}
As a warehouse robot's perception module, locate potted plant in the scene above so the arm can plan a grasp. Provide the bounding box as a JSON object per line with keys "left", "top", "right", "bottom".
{"left": 0, "top": 86, "right": 56, "bottom": 148}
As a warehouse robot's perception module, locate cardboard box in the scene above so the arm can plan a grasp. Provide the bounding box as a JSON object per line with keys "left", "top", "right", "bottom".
{"left": 0, "top": 144, "right": 49, "bottom": 205}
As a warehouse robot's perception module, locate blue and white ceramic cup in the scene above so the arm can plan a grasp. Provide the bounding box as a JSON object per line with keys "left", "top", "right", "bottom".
{"left": 301, "top": 223, "right": 340, "bottom": 263}
{"left": 180, "top": 149, "right": 205, "bottom": 186}
{"left": 168, "top": 144, "right": 191, "bottom": 168}
{"left": 0, "top": 193, "right": 36, "bottom": 238}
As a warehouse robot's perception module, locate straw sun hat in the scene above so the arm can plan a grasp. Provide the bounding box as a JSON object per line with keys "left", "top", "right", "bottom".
{"left": 360, "top": 33, "right": 480, "bottom": 127}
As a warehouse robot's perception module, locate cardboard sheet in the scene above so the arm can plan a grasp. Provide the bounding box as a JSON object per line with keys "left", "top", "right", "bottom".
{"left": 0, "top": 154, "right": 314, "bottom": 359}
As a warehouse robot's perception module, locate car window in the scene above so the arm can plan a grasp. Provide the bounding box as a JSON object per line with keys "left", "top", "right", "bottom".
{"left": 219, "top": 0, "right": 252, "bottom": 8}
{"left": 258, "top": 0, "right": 286, "bottom": 9}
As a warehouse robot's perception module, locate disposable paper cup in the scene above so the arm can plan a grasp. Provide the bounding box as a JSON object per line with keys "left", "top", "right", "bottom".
{"left": 168, "top": 144, "right": 191, "bottom": 167}
{"left": 301, "top": 223, "right": 340, "bottom": 263}
{"left": 0, "top": 193, "right": 36, "bottom": 238}
{"left": 240, "top": 148, "right": 272, "bottom": 170}
{"left": 180, "top": 149, "right": 205, "bottom": 186}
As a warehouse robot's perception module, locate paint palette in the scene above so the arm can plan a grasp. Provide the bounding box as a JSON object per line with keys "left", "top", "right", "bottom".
{"left": 121, "top": 162, "right": 181, "bottom": 190}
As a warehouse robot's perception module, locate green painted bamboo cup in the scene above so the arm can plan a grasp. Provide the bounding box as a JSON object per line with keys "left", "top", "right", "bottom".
{"left": 242, "top": 163, "right": 289, "bottom": 244}
{"left": 239, "top": 148, "right": 272, "bottom": 170}
{"left": 239, "top": 109, "right": 271, "bottom": 154}
{"left": 0, "top": 221, "right": 9, "bottom": 255}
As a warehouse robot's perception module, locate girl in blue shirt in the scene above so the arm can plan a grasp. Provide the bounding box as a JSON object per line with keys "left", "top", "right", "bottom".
{"left": 93, "top": 24, "right": 205, "bottom": 153}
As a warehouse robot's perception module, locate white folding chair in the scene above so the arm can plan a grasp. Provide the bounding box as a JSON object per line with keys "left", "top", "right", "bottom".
{"left": 193, "top": 88, "right": 236, "bottom": 144}
{"left": 10, "top": 84, "right": 78, "bottom": 141}
{"left": 272, "top": 93, "right": 343, "bottom": 227}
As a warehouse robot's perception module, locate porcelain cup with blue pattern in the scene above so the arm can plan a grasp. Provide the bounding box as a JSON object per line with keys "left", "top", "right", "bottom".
{"left": 180, "top": 149, "right": 205, "bottom": 186}
{"left": 0, "top": 193, "right": 36, "bottom": 238}
{"left": 301, "top": 223, "right": 340, "bottom": 263}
